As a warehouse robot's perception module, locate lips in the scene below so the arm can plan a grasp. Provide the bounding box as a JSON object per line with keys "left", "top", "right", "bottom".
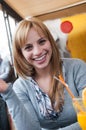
{"left": 35, "top": 54, "right": 46, "bottom": 61}
{"left": 33, "top": 53, "right": 47, "bottom": 63}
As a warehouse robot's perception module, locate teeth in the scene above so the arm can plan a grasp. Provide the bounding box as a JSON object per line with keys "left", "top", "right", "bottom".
{"left": 35, "top": 55, "right": 45, "bottom": 61}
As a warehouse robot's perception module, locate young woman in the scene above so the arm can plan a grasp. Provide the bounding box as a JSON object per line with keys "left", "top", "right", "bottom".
{"left": 0, "top": 17, "right": 86, "bottom": 130}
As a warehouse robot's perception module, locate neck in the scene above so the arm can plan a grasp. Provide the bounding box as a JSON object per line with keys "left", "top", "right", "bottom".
{"left": 34, "top": 65, "right": 52, "bottom": 94}
{"left": 35, "top": 64, "right": 51, "bottom": 78}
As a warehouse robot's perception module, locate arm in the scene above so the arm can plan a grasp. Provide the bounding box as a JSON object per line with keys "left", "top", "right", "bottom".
{"left": 61, "top": 59, "right": 85, "bottom": 130}
{"left": 0, "top": 61, "right": 11, "bottom": 80}
{"left": 73, "top": 59, "right": 86, "bottom": 96}
{"left": 42, "top": 122, "right": 81, "bottom": 130}
{"left": 60, "top": 59, "right": 85, "bottom": 130}
{"left": 58, "top": 122, "right": 81, "bottom": 130}
{"left": 0, "top": 79, "right": 41, "bottom": 130}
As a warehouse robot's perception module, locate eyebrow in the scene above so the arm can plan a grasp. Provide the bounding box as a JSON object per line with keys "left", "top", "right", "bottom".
{"left": 22, "top": 43, "right": 31, "bottom": 50}
{"left": 38, "top": 37, "right": 46, "bottom": 42}
{"left": 23, "top": 36, "right": 46, "bottom": 47}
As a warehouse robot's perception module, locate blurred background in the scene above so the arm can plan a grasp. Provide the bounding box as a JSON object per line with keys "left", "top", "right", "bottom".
{"left": 0, "top": 0, "right": 86, "bottom": 64}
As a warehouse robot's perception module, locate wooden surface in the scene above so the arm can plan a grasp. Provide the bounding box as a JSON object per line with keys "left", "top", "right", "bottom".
{"left": 36, "top": 3, "right": 86, "bottom": 21}
{"left": 4, "top": 0, "right": 85, "bottom": 18}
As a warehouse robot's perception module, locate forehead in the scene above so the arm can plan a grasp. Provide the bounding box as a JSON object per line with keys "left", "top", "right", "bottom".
{"left": 26, "top": 27, "right": 45, "bottom": 43}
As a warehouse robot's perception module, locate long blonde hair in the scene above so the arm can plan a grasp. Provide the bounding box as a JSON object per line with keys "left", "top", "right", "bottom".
{"left": 13, "top": 17, "right": 64, "bottom": 111}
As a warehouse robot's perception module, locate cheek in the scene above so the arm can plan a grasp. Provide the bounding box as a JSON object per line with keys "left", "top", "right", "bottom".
{"left": 22, "top": 51, "right": 30, "bottom": 60}
{"left": 22, "top": 51, "right": 26, "bottom": 58}
{"left": 47, "top": 43, "right": 52, "bottom": 54}
{"left": 46, "top": 41, "right": 52, "bottom": 50}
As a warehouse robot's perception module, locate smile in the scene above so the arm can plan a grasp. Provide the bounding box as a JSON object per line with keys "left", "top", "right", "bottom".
{"left": 33, "top": 53, "right": 46, "bottom": 61}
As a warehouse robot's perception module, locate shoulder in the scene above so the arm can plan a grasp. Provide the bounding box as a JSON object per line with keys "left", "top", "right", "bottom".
{"left": 13, "top": 77, "right": 33, "bottom": 93}
{"left": 62, "top": 58, "right": 86, "bottom": 75}
{"left": 62, "top": 58, "right": 86, "bottom": 68}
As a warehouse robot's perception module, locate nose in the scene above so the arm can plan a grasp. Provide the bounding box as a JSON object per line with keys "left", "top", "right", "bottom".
{"left": 33, "top": 45, "right": 42, "bottom": 55}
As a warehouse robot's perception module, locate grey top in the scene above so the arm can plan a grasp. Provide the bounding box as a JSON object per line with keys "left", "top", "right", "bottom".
{"left": 2, "top": 58, "right": 86, "bottom": 130}
{"left": 0, "top": 58, "right": 15, "bottom": 83}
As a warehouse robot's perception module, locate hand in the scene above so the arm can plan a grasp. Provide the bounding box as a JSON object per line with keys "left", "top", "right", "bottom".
{"left": 0, "top": 79, "right": 9, "bottom": 93}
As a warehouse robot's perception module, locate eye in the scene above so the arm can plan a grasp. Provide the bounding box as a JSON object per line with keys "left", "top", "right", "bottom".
{"left": 39, "top": 38, "right": 47, "bottom": 45}
{"left": 24, "top": 44, "right": 33, "bottom": 51}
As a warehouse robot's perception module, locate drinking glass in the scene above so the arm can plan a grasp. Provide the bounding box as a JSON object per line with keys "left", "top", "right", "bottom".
{"left": 73, "top": 98, "right": 86, "bottom": 130}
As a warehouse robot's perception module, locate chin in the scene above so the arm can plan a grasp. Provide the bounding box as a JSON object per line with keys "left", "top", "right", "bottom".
{"left": 36, "top": 63, "right": 49, "bottom": 69}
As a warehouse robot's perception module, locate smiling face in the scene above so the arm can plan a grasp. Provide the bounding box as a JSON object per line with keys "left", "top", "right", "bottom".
{"left": 22, "top": 27, "right": 52, "bottom": 72}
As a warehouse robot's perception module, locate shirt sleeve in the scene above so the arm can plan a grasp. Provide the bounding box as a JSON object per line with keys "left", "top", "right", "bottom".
{"left": 41, "top": 122, "right": 81, "bottom": 130}
{"left": 73, "top": 59, "right": 86, "bottom": 96}
{"left": 1, "top": 83, "right": 41, "bottom": 130}
{"left": 0, "top": 60, "right": 12, "bottom": 81}
{"left": 58, "top": 122, "right": 81, "bottom": 130}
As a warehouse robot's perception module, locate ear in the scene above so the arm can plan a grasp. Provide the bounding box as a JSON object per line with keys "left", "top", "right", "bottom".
{"left": 60, "top": 21, "right": 73, "bottom": 33}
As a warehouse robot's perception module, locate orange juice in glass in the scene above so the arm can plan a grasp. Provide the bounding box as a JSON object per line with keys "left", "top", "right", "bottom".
{"left": 73, "top": 98, "right": 86, "bottom": 130}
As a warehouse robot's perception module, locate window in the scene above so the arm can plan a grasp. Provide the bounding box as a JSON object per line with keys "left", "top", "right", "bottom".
{"left": 0, "top": 4, "right": 17, "bottom": 64}
{"left": 0, "top": 8, "right": 17, "bottom": 80}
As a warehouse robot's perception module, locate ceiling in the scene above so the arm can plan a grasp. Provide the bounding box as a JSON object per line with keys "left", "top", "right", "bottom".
{"left": 4, "top": 0, "right": 86, "bottom": 19}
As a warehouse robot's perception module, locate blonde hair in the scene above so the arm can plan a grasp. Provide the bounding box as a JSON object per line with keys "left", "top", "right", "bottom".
{"left": 13, "top": 17, "right": 64, "bottom": 111}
